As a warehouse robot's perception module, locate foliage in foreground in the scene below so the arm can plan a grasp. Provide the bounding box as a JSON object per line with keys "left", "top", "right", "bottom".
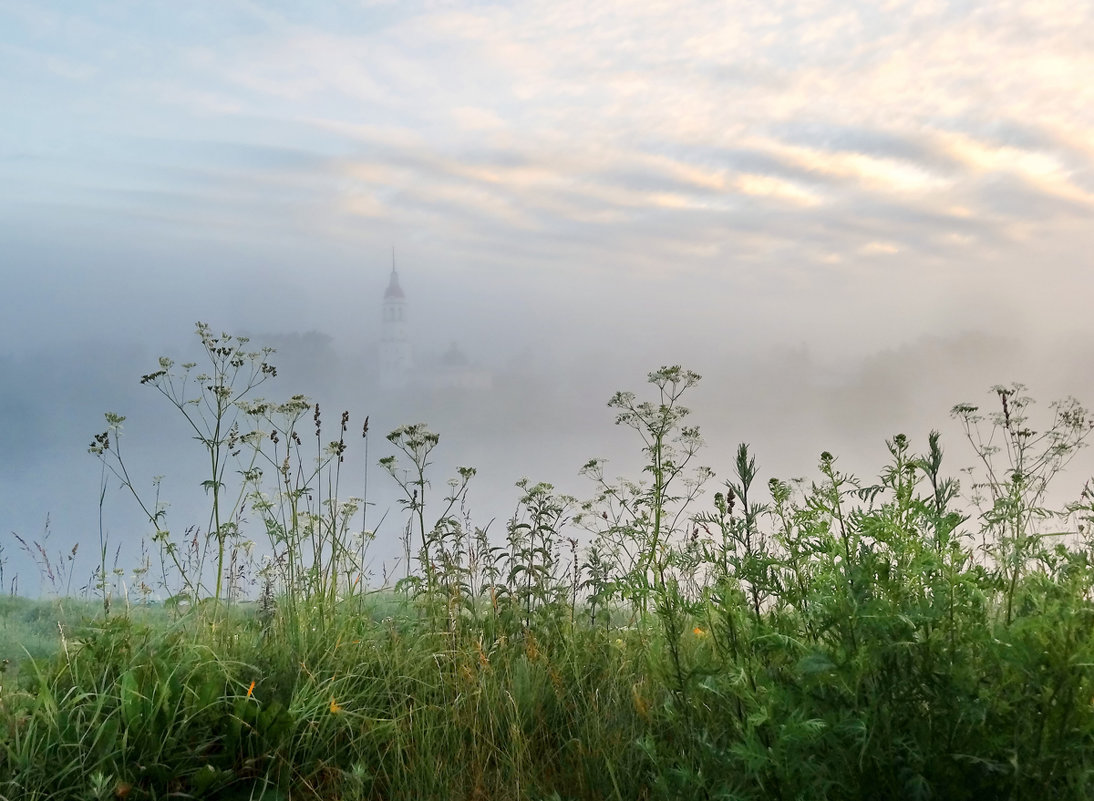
{"left": 2, "top": 327, "right": 1094, "bottom": 800}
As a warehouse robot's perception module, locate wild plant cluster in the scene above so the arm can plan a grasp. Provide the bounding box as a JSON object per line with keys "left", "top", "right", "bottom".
{"left": 2, "top": 326, "right": 1094, "bottom": 800}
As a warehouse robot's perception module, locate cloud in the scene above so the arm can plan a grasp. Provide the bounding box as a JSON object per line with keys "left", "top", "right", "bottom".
{"left": 859, "top": 241, "right": 900, "bottom": 256}
{"left": 2, "top": 0, "right": 1092, "bottom": 358}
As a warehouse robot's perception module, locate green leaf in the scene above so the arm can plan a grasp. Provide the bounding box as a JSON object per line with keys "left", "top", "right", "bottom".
{"left": 119, "top": 669, "right": 143, "bottom": 726}
{"left": 796, "top": 651, "right": 837, "bottom": 675}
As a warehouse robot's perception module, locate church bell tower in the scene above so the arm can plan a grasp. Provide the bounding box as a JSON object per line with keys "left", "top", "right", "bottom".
{"left": 379, "top": 256, "right": 412, "bottom": 389}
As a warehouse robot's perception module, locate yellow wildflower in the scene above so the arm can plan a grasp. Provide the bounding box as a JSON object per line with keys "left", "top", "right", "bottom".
{"left": 246, "top": 680, "right": 256, "bottom": 699}
{"left": 330, "top": 697, "right": 343, "bottom": 714}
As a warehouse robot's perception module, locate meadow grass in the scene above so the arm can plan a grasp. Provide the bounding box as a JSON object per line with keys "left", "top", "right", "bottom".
{"left": 2, "top": 330, "right": 1093, "bottom": 800}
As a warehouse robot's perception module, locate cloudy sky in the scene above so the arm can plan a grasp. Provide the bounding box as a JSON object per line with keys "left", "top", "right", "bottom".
{"left": 2, "top": 1, "right": 1093, "bottom": 591}
{"left": 4, "top": 0, "right": 1093, "bottom": 352}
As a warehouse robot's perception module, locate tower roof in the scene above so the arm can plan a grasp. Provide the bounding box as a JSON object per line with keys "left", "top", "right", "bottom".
{"left": 384, "top": 267, "right": 405, "bottom": 300}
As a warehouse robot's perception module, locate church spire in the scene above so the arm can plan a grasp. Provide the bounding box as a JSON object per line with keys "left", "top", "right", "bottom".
{"left": 384, "top": 248, "right": 404, "bottom": 300}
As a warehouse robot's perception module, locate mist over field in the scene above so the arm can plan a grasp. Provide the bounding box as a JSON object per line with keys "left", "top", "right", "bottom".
{"left": 4, "top": 299, "right": 1094, "bottom": 596}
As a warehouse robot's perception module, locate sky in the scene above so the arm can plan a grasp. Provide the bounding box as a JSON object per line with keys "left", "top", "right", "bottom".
{"left": 2, "top": 0, "right": 1094, "bottom": 594}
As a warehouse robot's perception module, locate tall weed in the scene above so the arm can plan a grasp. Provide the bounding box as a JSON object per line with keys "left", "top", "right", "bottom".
{"left": 3, "top": 339, "right": 1093, "bottom": 799}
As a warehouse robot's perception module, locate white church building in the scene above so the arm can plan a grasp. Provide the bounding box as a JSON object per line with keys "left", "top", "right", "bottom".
{"left": 377, "top": 266, "right": 492, "bottom": 392}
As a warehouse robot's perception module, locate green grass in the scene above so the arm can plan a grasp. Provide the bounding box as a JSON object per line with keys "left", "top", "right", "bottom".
{"left": 0, "top": 596, "right": 77, "bottom": 667}
{"left": 3, "top": 332, "right": 1093, "bottom": 799}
